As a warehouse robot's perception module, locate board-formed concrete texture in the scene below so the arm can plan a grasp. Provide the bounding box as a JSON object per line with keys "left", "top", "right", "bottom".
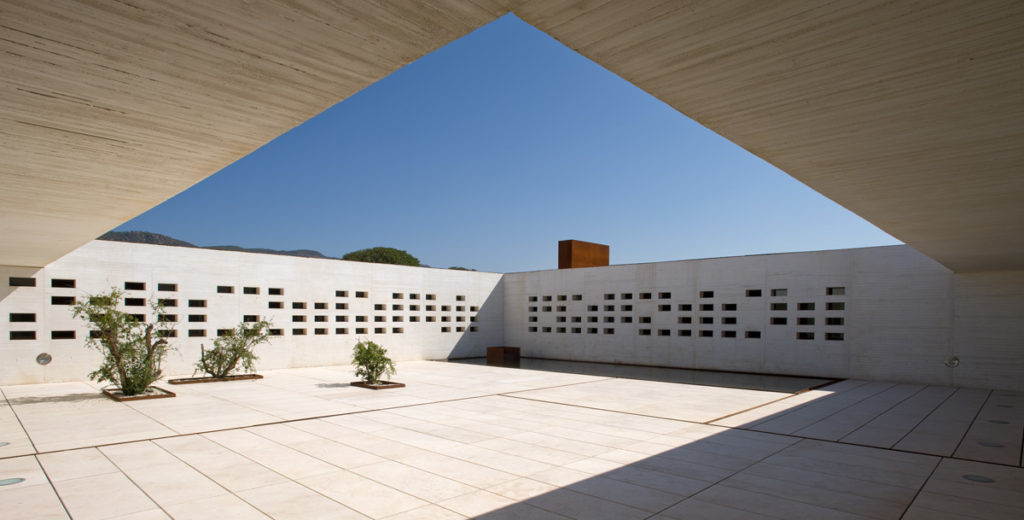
{"left": 1, "top": 1, "right": 1023, "bottom": 272}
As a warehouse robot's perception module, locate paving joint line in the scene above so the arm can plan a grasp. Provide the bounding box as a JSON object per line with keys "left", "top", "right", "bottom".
{"left": 0, "top": 385, "right": 40, "bottom": 455}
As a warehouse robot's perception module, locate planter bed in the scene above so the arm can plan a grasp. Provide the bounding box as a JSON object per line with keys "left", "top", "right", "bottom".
{"left": 167, "top": 374, "right": 264, "bottom": 385}
{"left": 102, "top": 386, "right": 176, "bottom": 402}
{"left": 350, "top": 381, "right": 405, "bottom": 390}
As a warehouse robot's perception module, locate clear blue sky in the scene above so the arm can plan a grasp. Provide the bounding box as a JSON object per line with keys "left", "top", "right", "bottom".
{"left": 117, "top": 14, "right": 900, "bottom": 273}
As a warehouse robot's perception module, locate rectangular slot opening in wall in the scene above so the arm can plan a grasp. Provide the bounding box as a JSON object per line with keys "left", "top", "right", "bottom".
{"left": 678, "top": 329, "right": 691, "bottom": 336}
{"left": 268, "top": 302, "right": 283, "bottom": 309}
{"left": 243, "top": 315, "right": 259, "bottom": 322}
{"left": 771, "top": 303, "right": 787, "bottom": 311}
{"left": 745, "top": 331, "right": 761, "bottom": 339}
{"left": 375, "top": 316, "right": 386, "bottom": 323}
{"left": 621, "top": 316, "right": 633, "bottom": 323}
{"left": 409, "top": 293, "right": 419, "bottom": 300}
{"left": 158, "top": 283, "right": 177, "bottom": 292}
{"left": 701, "top": 317, "right": 714, "bottom": 324}
{"left": 315, "top": 315, "right": 327, "bottom": 322}
{"left": 826, "top": 287, "right": 846, "bottom": 296}
{"left": 722, "top": 317, "right": 737, "bottom": 324}
{"left": 639, "top": 316, "right": 652, "bottom": 324}
{"left": 621, "top": 293, "right": 633, "bottom": 300}
{"left": 639, "top": 329, "right": 651, "bottom": 336}
{"left": 456, "top": 295, "right": 465, "bottom": 302}
{"left": 771, "top": 289, "right": 787, "bottom": 297}
{"left": 571, "top": 316, "right": 581, "bottom": 323}
{"left": 51, "top": 296, "right": 76, "bottom": 305}
{"left": 528, "top": 306, "right": 538, "bottom": 312}
{"left": 269, "top": 329, "right": 283, "bottom": 336}
{"left": 746, "top": 289, "right": 762, "bottom": 297}
{"left": 798, "top": 303, "right": 815, "bottom": 311}
{"left": 51, "top": 278, "right": 76, "bottom": 288}
{"left": 124, "top": 281, "right": 145, "bottom": 291}
{"left": 293, "top": 302, "right": 307, "bottom": 309}
{"left": 392, "top": 328, "right": 403, "bottom": 334}
{"left": 639, "top": 292, "right": 652, "bottom": 300}
{"left": 374, "top": 304, "right": 385, "bottom": 311}
{"left": 700, "top": 291, "right": 714, "bottom": 298}
{"left": 604, "top": 293, "right": 615, "bottom": 300}
{"left": 797, "top": 332, "right": 814, "bottom": 340}
{"left": 658, "top": 305, "right": 671, "bottom": 312}
{"left": 355, "top": 328, "right": 367, "bottom": 334}
{"left": 315, "top": 328, "right": 327, "bottom": 335}
{"left": 571, "top": 327, "right": 581, "bottom": 334}
{"left": 826, "top": 302, "right": 846, "bottom": 311}
{"left": 798, "top": 317, "right": 815, "bottom": 326}
{"left": 188, "top": 314, "right": 206, "bottom": 322}
{"left": 620, "top": 305, "right": 633, "bottom": 312}
{"left": 9, "top": 277, "right": 35, "bottom": 287}
{"left": 336, "top": 316, "right": 348, "bottom": 322}
{"left": 603, "top": 328, "right": 615, "bottom": 334}
{"left": 722, "top": 330, "right": 736, "bottom": 338}
{"left": 572, "top": 294, "right": 582, "bottom": 301}
{"left": 336, "top": 303, "right": 348, "bottom": 310}
{"left": 556, "top": 306, "right": 565, "bottom": 312}
{"left": 826, "top": 317, "right": 845, "bottom": 326}
{"left": 771, "top": 317, "right": 788, "bottom": 325}
{"left": 425, "top": 316, "right": 435, "bottom": 322}
{"left": 336, "top": 328, "right": 348, "bottom": 334}
{"left": 556, "top": 316, "right": 567, "bottom": 323}
{"left": 542, "top": 306, "right": 551, "bottom": 312}
{"left": 51, "top": 330, "right": 75, "bottom": 340}
{"left": 243, "top": 287, "right": 259, "bottom": 295}
{"left": 336, "top": 290, "right": 348, "bottom": 297}
{"left": 557, "top": 295, "right": 567, "bottom": 301}
{"left": 722, "top": 303, "right": 737, "bottom": 311}
{"left": 124, "top": 298, "right": 145, "bottom": 307}
{"left": 528, "top": 296, "right": 538, "bottom": 302}
{"left": 679, "top": 304, "right": 692, "bottom": 311}
{"left": 411, "top": 305, "right": 420, "bottom": 311}
{"left": 678, "top": 316, "right": 692, "bottom": 324}
{"left": 426, "top": 294, "right": 435, "bottom": 300}
{"left": 587, "top": 328, "right": 597, "bottom": 334}
{"left": 556, "top": 327, "right": 565, "bottom": 333}
{"left": 410, "top": 316, "right": 420, "bottom": 322}
{"left": 293, "top": 329, "right": 306, "bottom": 335}
{"left": 392, "top": 316, "right": 403, "bottom": 322}
{"left": 700, "top": 304, "right": 714, "bottom": 311}
{"left": 158, "top": 314, "right": 177, "bottom": 322}
{"left": 158, "top": 299, "right": 176, "bottom": 307}
{"left": 658, "top": 329, "right": 671, "bottom": 336}
{"left": 356, "top": 291, "right": 369, "bottom": 298}
{"left": 529, "top": 326, "right": 538, "bottom": 332}
{"left": 189, "top": 300, "right": 206, "bottom": 308}
{"left": 528, "top": 316, "right": 538, "bottom": 322}
{"left": 700, "top": 330, "right": 713, "bottom": 337}
{"left": 188, "top": 329, "right": 205, "bottom": 337}
{"left": 587, "top": 316, "right": 598, "bottom": 323}
{"left": 542, "top": 296, "right": 552, "bottom": 302}
{"left": 659, "top": 292, "right": 671, "bottom": 299}
{"left": 393, "top": 293, "right": 404, "bottom": 299}
{"left": 292, "top": 315, "right": 306, "bottom": 322}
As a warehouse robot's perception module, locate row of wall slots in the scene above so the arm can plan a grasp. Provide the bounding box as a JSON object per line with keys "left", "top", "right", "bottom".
{"left": 8, "top": 277, "right": 470, "bottom": 303}
{"left": 529, "top": 302, "right": 846, "bottom": 312}
{"left": 527, "top": 315, "right": 845, "bottom": 326}
{"left": 526, "top": 327, "right": 844, "bottom": 341}
{"left": 8, "top": 324, "right": 480, "bottom": 341}
{"left": 527, "top": 287, "right": 845, "bottom": 302}
{"left": 18, "top": 296, "right": 482, "bottom": 313}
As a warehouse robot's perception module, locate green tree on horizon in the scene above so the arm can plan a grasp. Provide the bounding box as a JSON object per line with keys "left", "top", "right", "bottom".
{"left": 342, "top": 247, "right": 420, "bottom": 266}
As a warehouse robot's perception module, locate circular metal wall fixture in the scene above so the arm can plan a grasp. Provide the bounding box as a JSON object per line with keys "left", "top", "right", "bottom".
{"left": 944, "top": 356, "right": 960, "bottom": 368}
{"left": 35, "top": 353, "right": 51, "bottom": 365}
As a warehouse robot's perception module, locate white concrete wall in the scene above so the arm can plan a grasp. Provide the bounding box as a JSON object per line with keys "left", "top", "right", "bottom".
{"left": 4, "top": 242, "right": 1022, "bottom": 390}
{"left": 502, "top": 245, "right": 1024, "bottom": 389}
{"left": 0, "top": 241, "right": 504, "bottom": 384}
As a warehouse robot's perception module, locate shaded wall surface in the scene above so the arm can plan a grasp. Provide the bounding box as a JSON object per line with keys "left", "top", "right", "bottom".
{"left": 504, "top": 245, "right": 1024, "bottom": 391}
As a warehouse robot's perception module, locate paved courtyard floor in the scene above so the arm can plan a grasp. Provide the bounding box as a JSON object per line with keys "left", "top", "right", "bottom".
{"left": 0, "top": 361, "right": 1021, "bottom": 519}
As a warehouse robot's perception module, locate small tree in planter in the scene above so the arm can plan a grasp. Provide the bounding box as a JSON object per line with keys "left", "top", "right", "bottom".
{"left": 72, "top": 288, "right": 176, "bottom": 399}
{"left": 193, "top": 320, "right": 271, "bottom": 379}
{"left": 351, "top": 339, "right": 402, "bottom": 389}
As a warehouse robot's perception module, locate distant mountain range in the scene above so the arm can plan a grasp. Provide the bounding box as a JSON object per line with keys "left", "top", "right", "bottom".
{"left": 98, "top": 231, "right": 335, "bottom": 260}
